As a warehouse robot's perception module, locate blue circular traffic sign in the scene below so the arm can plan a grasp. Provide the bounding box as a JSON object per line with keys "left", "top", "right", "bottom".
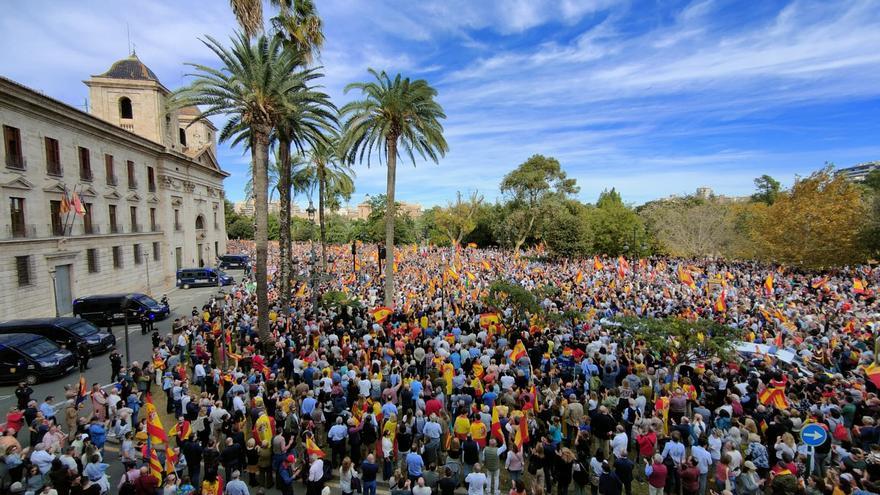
{"left": 800, "top": 423, "right": 828, "bottom": 447}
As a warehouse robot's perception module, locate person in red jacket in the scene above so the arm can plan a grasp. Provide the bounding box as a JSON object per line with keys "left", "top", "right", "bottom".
{"left": 133, "top": 466, "right": 159, "bottom": 495}
{"left": 636, "top": 426, "right": 658, "bottom": 464}
{"left": 679, "top": 457, "right": 700, "bottom": 495}
{"left": 644, "top": 454, "right": 667, "bottom": 495}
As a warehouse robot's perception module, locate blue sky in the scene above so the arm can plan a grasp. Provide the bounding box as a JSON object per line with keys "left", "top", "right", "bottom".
{"left": 2, "top": 0, "right": 879, "bottom": 208}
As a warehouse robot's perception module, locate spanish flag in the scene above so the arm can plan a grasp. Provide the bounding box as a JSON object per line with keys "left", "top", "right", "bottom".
{"left": 480, "top": 312, "right": 500, "bottom": 328}
{"left": 445, "top": 267, "right": 459, "bottom": 282}
{"left": 472, "top": 362, "right": 484, "bottom": 379}
{"left": 305, "top": 436, "right": 325, "bottom": 458}
{"left": 811, "top": 276, "right": 829, "bottom": 289}
{"left": 575, "top": 270, "right": 583, "bottom": 284}
{"left": 144, "top": 393, "right": 168, "bottom": 445}
{"left": 509, "top": 340, "right": 527, "bottom": 363}
{"left": 174, "top": 419, "right": 192, "bottom": 441}
{"left": 513, "top": 415, "right": 529, "bottom": 451}
{"left": 465, "top": 271, "right": 476, "bottom": 281}
{"left": 371, "top": 306, "right": 393, "bottom": 323}
{"left": 481, "top": 260, "right": 492, "bottom": 271}
{"left": 491, "top": 406, "right": 504, "bottom": 444}
{"left": 714, "top": 290, "right": 727, "bottom": 313}
{"left": 467, "top": 242, "right": 477, "bottom": 248}
{"left": 149, "top": 447, "right": 163, "bottom": 481}
{"left": 295, "top": 283, "right": 307, "bottom": 298}
{"left": 593, "top": 256, "right": 604, "bottom": 270}
{"left": 854, "top": 278, "right": 867, "bottom": 294}
{"left": 678, "top": 267, "right": 696, "bottom": 290}
{"left": 165, "top": 446, "right": 178, "bottom": 474}
{"left": 443, "top": 362, "right": 455, "bottom": 395}
{"left": 863, "top": 362, "right": 880, "bottom": 389}
{"left": 764, "top": 274, "right": 774, "bottom": 296}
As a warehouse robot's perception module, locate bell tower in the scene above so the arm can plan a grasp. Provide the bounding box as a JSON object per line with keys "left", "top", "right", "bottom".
{"left": 84, "top": 52, "right": 181, "bottom": 151}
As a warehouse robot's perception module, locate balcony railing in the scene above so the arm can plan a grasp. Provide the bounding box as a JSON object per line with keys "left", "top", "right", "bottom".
{"left": 131, "top": 223, "right": 142, "bottom": 233}
{"left": 80, "top": 169, "right": 93, "bottom": 182}
{"left": 50, "top": 222, "right": 67, "bottom": 237}
{"left": 151, "top": 223, "right": 161, "bottom": 232}
{"left": 128, "top": 181, "right": 138, "bottom": 190}
{"left": 107, "top": 176, "right": 118, "bottom": 187}
{"left": 109, "top": 224, "right": 120, "bottom": 234}
{"left": 4, "top": 224, "right": 37, "bottom": 239}
{"left": 79, "top": 224, "right": 100, "bottom": 235}
{"left": 5, "top": 155, "right": 26, "bottom": 170}
{"left": 46, "top": 162, "right": 63, "bottom": 176}
{"left": 148, "top": 182, "right": 156, "bottom": 192}
{"left": 174, "top": 222, "right": 182, "bottom": 232}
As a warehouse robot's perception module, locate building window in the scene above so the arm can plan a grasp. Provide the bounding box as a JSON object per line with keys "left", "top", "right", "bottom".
{"left": 174, "top": 209, "right": 181, "bottom": 231}
{"left": 15, "top": 256, "right": 31, "bottom": 286}
{"left": 87, "top": 248, "right": 99, "bottom": 273}
{"left": 83, "top": 203, "right": 94, "bottom": 234}
{"left": 78, "top": 147, "right": 92, "bottom": 181}
{"left": 9, "top": 197, "right": 26, "bottom": 238}
{"left": 105, "top": 154, "right": 116, "bottom": 186}
{"left": 112, "top": 246, "right": 122, "bottom": 268}
{"left": 129, "top": 206, "right": 138, "bottom": 232}
{"left": 153, "top": 242, "right": 160, "bottom": 261}
{"left": 119, "top": 97, "right": 133, "bottom": 119}
{"left": 109, "top": 204, "right": 118, "bottom": 233}
{"left": 213, "top": 210, "right": 218, "bottom": 229}
{"left": 127, "top": 160, "right": 137, "bottom": 189}
{"left": 45, "top": 137, "right": 61, "bottom": 175}
{"left": 214, "top": 241, "right": 219, "bottom": 257}
{"left": 195, "top": 215, "right": 205, "bottom": 230}
{"left": 50, "top": 200, "right": 64, "bottom": 236}
{"left": 3, "top": 125, "right": 24, "bottom": 170}
{"left": 150, "top": 208, "right": 157, "bottom": 231}
{"left": 133, "top": 244, "right": 142, "bottom": 265}
{"left": 179, "top": 128, "right": 187, "bottom": 146}
{"left": 147, "top": 166, "right": 156, "bottom": 192}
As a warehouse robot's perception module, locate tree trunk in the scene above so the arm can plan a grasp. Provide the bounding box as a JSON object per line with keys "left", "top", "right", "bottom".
{"left": 318, "top": 163, "right": 328, "bottom": 272}
{"left": 253, "top": 130, "right": 271, "bottom": 345}
{"left": 277, "top": 137, "right": 292, "bottom": 315}
{"left": 383, "top": 137, "right": 398, "bottom": 307}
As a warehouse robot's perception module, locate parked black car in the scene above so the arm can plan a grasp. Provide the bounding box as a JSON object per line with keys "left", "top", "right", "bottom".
{"left": 0, "top": 333, "right": 76, "bottom": 384}
{"left": 0, "top": 317, "right": 116, "bottom": 354}
{"left": 72, "top": 293, "right": 169, "bottom": 325}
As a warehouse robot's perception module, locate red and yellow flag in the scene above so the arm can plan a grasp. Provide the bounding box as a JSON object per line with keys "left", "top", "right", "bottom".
{"left": 811, "top": 276, "right": 829, "bottom": 289}
{"left": 863, "top": 362, "right": 880, "bottom": 389}
{"left": 513, "top": 415, "right": 529, "bottom": 451}
{"left": 149, "top": 447, "right": 163, "bottom": 480}
{"left": 575, "top": 270, "right": 584, "bottom": 284}
{"left": 854, "top": 278, "right": 867, "bottom": 294}
{"left": 764, "top": 274, "right": 774, "bottom": 296}
{"left": 481, "top": 260, "right": 491, "bottom": 271}
{"left": 678, "top": 267, "right": 696, "bottom": 290}
{"left": 295, "top": 284, "right": 307, "bottom": 298}
{"left": 509, "top": 341, "right": 527, "bottom": 363}
{"left": 165, "top": 446, "right": 178, "bottom": 474}
{"left": 144, "top": 394, "right": 168, "bottom": 446}
{"left": 714, "top": 290, "right": 727, "bottom": 313}
{"left": 371, "top": 306, "right": 393, "bottom": 323}
{"left": 491, "top": 407, "right": 504, "bottom": 444}
{"left": 479, "top": 312, "right": 500, "bottom": 328}
{"left": 592, "top": 256, "right": 604, "bottom": 270}
{"left": 305, "top": 436, "right": 325, "bottom": 458}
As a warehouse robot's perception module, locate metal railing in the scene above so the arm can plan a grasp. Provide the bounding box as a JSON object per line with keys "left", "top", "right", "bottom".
{"left": 80, "top": 168, "right": 93, "bottom": 182}
{"left": 5, "top": 155, "right": 26, "bottom": 170}
{"left": 107, "top": 176, "right": 118, "bottom": 186}
{"left": 46, "top": 162, "right": 63, "bottom": 176}
{"left": 50, "top": 223, "right": 66, "bottom": 237}
{"left": 148, "top": 182, "right": 156, "bottom": 192}
{"left": 4, "top": 223, "right": 36, "bottom": 239}
{"left": 109, "top": 224, "right": 121, "bottom": 234}
{"left": 128, "top": 180, "right": 138, "bottom": 190}
{"left": 151, "top": 223, "right": 161, "bottom": 232}
{"left": 79, "top": 224, "right": 100, "bottom": 235}
{"left": 131, "top": 223, "right": 142, "bottom": 233}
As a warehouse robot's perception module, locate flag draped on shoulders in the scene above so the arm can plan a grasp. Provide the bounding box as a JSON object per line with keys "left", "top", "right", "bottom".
{"left": 306, "top": 436, "right": 325, "bottom": 458}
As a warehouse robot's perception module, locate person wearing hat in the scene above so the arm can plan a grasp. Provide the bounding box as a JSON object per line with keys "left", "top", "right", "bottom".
{"left": 738, "top": 461, "right": 761, "bottom": 495}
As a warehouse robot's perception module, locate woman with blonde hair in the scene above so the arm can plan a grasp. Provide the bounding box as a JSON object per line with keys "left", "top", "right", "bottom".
{"left": 774, "top": 432, "right": 796, "bottom": 461}
{"left": 339, "top": 457, "right": 359, "bottom": 495}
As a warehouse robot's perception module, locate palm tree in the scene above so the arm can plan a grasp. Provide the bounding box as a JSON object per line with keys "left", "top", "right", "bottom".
{"left": 229, "top": 0, "right": 263, "bottom": 37}
{"left": 271, "top": 0, "right": 324, "bottom": 63}
{"left": 310, "top": 137, "right": 355, "bottom": 271}
{"left": 340, "top": 69, "right": 448, "bottom": 306}
{"left": 173, "top": 33, "right": 333, "bottom": 345}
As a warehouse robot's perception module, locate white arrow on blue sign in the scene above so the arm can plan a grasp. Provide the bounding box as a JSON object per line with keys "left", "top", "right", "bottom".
{"left": 800, "top": 423, "right": 828, "bottom": 447}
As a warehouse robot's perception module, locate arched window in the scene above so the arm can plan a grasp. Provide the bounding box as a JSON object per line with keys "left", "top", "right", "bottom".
{"left": 119, "top": 97, "right": 133, "bottom": 119}
{"left": 195, "top": 215, "right": 205, "bottom": 230}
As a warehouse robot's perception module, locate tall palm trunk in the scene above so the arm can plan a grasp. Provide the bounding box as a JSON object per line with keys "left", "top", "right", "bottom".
{"left": 383, "top": 137, "right": 398, "bottom": 306}
{"left": 253, "top": 129, "right": 271, "bottom": 345}
{"left": 277, "top": 137, "right": 292, "bottom": 315}
{"left": 318, "top": 164, "right": 328, "bottom": 272}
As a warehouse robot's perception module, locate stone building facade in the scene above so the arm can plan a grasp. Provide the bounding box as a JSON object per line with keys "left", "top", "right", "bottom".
{"left": 0, "top": 53, "right": 228, "bottom": 319}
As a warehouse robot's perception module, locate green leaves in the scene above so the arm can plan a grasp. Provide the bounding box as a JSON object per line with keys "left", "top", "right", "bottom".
{"left": 614, "top": 316, "right": 744, "bottom": 363}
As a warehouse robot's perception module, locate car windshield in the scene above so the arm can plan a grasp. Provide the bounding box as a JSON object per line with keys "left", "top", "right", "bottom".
{"left": 69, "top": 321, "right": 99, "bottom": 337}
{"left": 135, "top": 295, "right": 160, "bottom": 308}
{"left": 18, "top": 339, "right": 61, "bottom": 359}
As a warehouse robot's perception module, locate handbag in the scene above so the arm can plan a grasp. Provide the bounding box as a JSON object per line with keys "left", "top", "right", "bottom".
{"left": 351, "top": 473, "right": 362, "bottom": 492}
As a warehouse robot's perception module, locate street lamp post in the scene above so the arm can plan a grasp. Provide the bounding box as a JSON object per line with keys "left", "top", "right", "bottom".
{"left": 122, "top": 295, "right": 132, "bottom": 368}
{"left": 307, "top": 202, "right": 318, "bottom": 319}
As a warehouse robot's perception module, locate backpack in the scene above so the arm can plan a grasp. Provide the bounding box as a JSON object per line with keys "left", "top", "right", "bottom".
{"left": 362, "top": 418, "right": 377, "bottom": 445}
{"left": 322, "top": 459, "right": 334, "bottom": 483}
{"left": 119, "top": 473, "right": 136, "bottom": 495}
{"left": 573, "top": 461, "right": 589, "bottom": 486}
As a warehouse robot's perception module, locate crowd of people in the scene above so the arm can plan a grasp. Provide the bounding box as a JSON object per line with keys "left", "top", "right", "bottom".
{"left": 1, "top": 240, "right": 879, "bottom": 495}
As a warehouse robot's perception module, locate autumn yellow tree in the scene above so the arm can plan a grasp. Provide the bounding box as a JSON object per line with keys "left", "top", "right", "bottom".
{"left": 434, "top": 191, "right": 484, "bottom": 246}
{"left": 750, "top": 167, "right": 868, "bottom": 268}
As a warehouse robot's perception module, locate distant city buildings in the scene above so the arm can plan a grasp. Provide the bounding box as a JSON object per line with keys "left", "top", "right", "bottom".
{"left": 232, "top": 195, "right": 422, "bottom": 221}
{"left": 837, "top": 161, "right": 879, "bottom": 182}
